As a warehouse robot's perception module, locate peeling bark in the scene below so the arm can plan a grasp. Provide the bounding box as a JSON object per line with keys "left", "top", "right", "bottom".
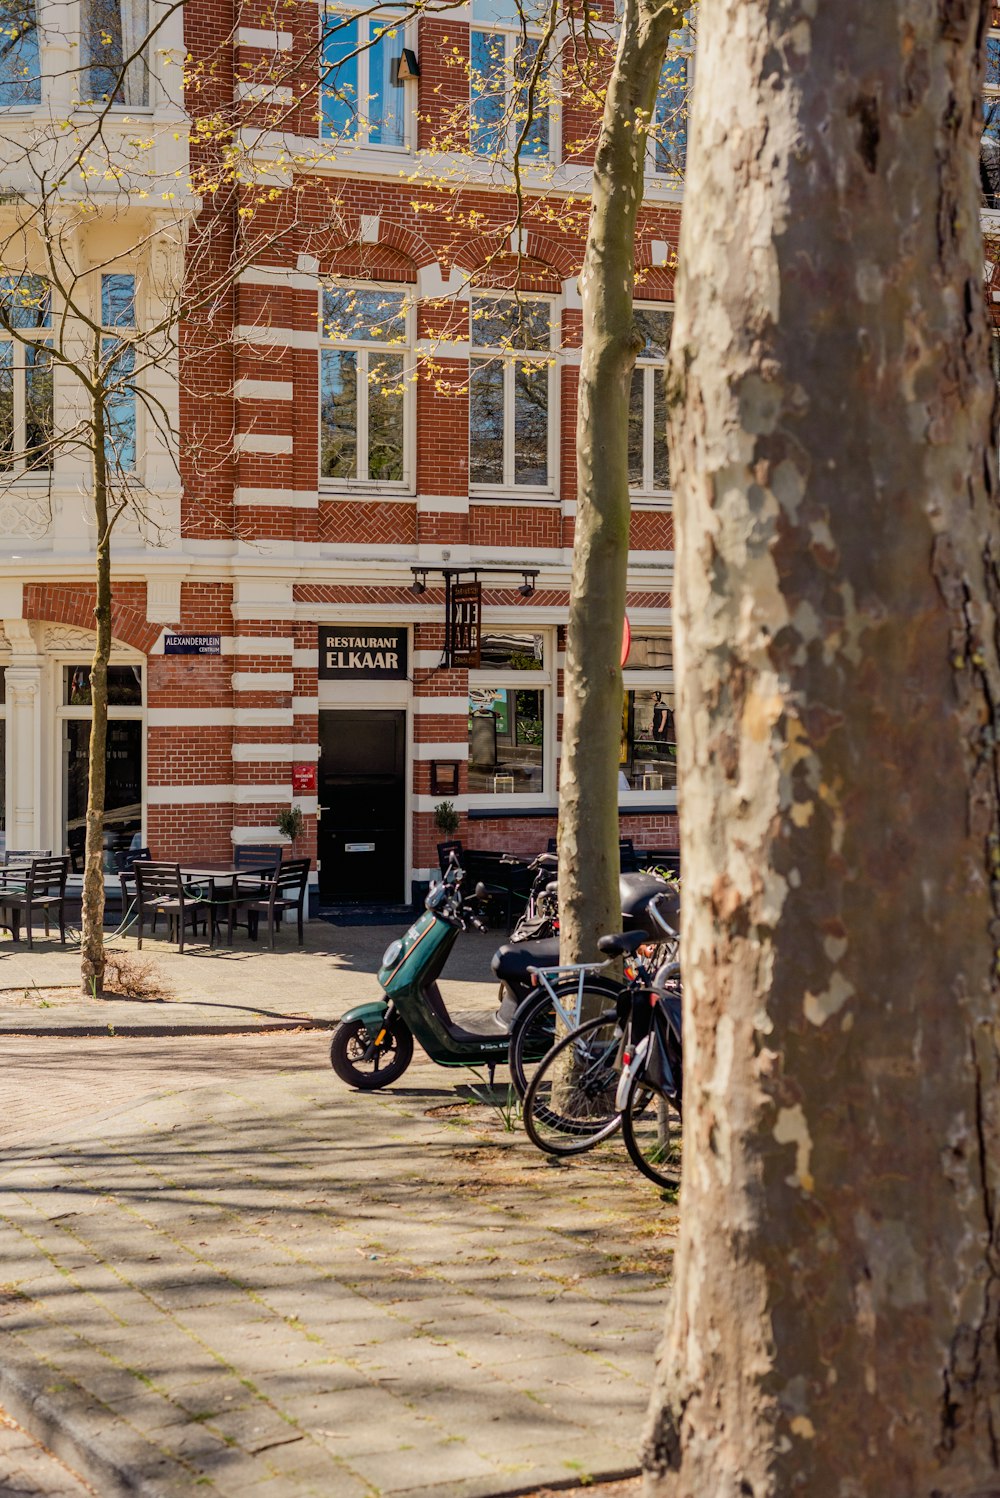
{"left": 643, "top": 0, "right": 1000, "bottom": 1491}
{"left": 80, "top": 394, "right": 111, "bottom": 998}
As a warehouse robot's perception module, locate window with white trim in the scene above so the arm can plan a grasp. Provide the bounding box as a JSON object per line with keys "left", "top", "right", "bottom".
{"left": 82, "top": 0, "right": 150, "bottom": 106}
{"left": 629, "top": 305, "right": 672, "bottom": 496}
{"left": 470, "top": 0, "right": 550, "bottom": 160}
{"left": 0, "top": 0, "right": 40, "bottom": 105}
{"left": 321, "top": 7, "right": 408, "bottom": 148}
{"left": 101, "top": 272, "right": 137, "bottom": 475}
{"left": 60, "top": 662, "right": 144, "bottom": 869}
{"left": 0, "top": 273, "right": 52, "bottom": 475}
{"left": 650, "top": 20, "right": 691, "bottom": 179}
{"left": 983, "top": 32, "right": 1000, "bottom": 210}
{"left": 469, "top": 294, "right": 555, "bottom": 492}
{"left": 468, "top": 630, "right": 550, "bottom": 799}
{"left": 620, "top": 632, "right": 675, "bottom": 794}
{"left": 321, "top": 284, "right": 410, "bottom": 487}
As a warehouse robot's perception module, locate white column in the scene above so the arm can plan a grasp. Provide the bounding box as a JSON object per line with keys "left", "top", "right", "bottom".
{"left": 3, "top": 620, "right": 43, "bottom": 852}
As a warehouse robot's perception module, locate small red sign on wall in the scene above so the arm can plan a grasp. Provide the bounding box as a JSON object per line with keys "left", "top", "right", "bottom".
{"left": 292, "top": 762, "right": 317, "bottom": 795}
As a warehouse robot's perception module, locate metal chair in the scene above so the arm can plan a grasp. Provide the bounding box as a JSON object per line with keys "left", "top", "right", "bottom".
{"left": 0, "top": 856, "right": 69, "bottom": 947}
{"left": 134, "top": 862, "right": 210, "bottom": 951}
{"left": 234, "top": 858, "right": 310, "bottom": 949}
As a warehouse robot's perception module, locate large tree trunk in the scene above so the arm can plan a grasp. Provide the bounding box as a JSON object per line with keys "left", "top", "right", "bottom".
{"left": 643, "top": 1, "right": 1000, "bottom": 1490}
{"left": 559, "top": 0, "right": 679, "bottom": 962}
{"left": 80, "top": 409, "right": 111, "bottom": 997}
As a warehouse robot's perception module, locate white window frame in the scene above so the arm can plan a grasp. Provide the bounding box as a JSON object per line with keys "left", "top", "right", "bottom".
{"left": 319, "top": 280, "right": 414, "bottom": 494}
{"left": 983, "top": 29, "right": 1000, "bottom": 217}
{"left": 619, "top": 630, "right": 676, "bottom": 804}
{"left": 55, "top": 656, "right": 146, "bottom": 859}
{"left": 0, "top": 277, "right": 52, "bottom": 481}
{"left": 320, "top": 5, "right": 414, "bottom": 153}
{"left": 468, "top": 14, "right": 557, "bottom": 165}
{"left": 629, "top": 301, "right": 672, "bottom": 501}
{"left": 99, "top": 270, "right": 141, "bottom": 480}
{"left": 80, "top": 0, "right": 154, "bottom": 112}
{"left": 467, "top": 626, "right": 555, "bottom": 808}
{"left": 469, "top": 292, "right": 557, "bottom": 498}
{"left": 647, "top": 19, "right": 692, "bottom": 181}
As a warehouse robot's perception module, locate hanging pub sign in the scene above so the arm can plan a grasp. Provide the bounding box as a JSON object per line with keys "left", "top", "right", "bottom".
{"left": 448, "top": 580, "right": 482, "bottom": 668}
{"left": 319, "top": 626, "right": 408, "bottom": 680}
{"left": 164, "top": 633, "right": 221, "bottom": 656}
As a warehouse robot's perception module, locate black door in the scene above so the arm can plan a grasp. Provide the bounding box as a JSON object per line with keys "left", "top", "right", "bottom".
{"left": 318, "top": 710, "right": 406, "bottom": 902}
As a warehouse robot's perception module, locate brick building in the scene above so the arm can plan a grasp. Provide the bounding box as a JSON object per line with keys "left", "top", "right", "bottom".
{"left": 4, "top": 5, "right": 993, "bottom": 907}
{"left": 0, "top": 0, "right": 688, "bottom": 905}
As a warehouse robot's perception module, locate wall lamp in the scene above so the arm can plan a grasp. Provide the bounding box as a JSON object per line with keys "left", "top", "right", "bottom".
{"left": 518, "top": 574, "right": 536, "bottom": 598}
{"left": 410, "top": 570, "right": 428, "bottom": 595}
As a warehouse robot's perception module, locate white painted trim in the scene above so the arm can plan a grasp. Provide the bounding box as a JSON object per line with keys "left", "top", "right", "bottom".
{"left": 232, "top": 783, "right": 293, "bottom": 804}
{"left": 237, "top": 26, "right": 293, "bottom": 49}
{"left": 147, "top": 708, "right": 234, "bottom": 727}
{"left": 231, "top": 672, "right": 294, "bottom": 692}
{"left": 234, "top": 325, "right": 317, "bottom": 349}
{"left": 232, "top": 743, "right": 297, "bottom": 761}
{"left": 293, "top": 696, "right": 319, "bottom": 714}
{"left": 147, "top": 785, "right": 236, "bottom": 804}
{"left": 238, "top": 265, "right": 318, "bottom": 290}
{"left": 412, "top": 696, "right": 470, "bottom": 715}
{"left": 416, "top": 494, "right": 468, "bottom": 514}
{"left": 234, "top": 379, "right": 294, "bottom": 401}
{"left": 412, "top": 742, "right": 468, "bottom": 760}
{"left": 235, "top": 81, "right": 294, "bottom": 103}
{"left": 233, "top": 637, "right": 294, "bottom": 655}
{"left": 235, "top": 433, "right": 294, "bottom": 455}
{"left": 234, "top": 707, "right": 293, "bottom": 726}
{"left": 415, "top": 340, "right": 470, "bottom": 359}
{"left": 234, "top": 487, "right": 318, "bottom": 508}
{"left": 292, "top": 648, "right": 315, "bottom": 669}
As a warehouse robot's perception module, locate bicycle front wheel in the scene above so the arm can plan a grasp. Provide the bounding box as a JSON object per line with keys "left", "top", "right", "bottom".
{"left": 508, "top": 978, "right": 622, "bottom": 1099}
{"left": 522, "top": 1011, "right": 624, "bottom": 1156}
{"left": 621, "top": 1072, "right": 682, "bottom": 1188}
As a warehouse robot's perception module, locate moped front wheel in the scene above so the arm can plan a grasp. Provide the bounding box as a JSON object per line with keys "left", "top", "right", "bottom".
{"left": 330, "top": 1017, "right": 414, "bottom": 1090}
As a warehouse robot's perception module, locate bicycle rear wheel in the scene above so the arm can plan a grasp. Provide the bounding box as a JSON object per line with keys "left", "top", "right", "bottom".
{"left": 522, "top": 1011, "right": 624, "bottom": 1156}
{"left": 621, "top": 1071, "right": 682, "bottom": 1187}
{"left": 508, "top": 978, "right": 622, "bottom": 1099}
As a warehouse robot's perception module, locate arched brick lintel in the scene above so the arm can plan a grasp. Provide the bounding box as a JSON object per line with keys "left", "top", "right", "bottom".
{"left": 22, "top": 583, "right": 160, "bottom": 655}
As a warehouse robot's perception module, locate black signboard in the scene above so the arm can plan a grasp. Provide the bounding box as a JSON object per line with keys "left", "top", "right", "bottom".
{"left": 164, "top": 633, "right": 221, "bottom": 656}
{"left": 448, "top": 580, "right": 482, "bottom": 668}
{"left": 319, "top": 627, "right": 408, "bottom": 680}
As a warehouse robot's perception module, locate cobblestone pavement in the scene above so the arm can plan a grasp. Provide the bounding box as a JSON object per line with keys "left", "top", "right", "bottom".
{"left": 1, "top": 1033, "right": 676, "bottom": 1497}
{"left": 0, "top": 1408, "right": 97, "bottom": 1495}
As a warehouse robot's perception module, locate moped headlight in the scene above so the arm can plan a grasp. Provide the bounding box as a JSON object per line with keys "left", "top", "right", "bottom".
{"left": 381, "top": 939, "right": 403, "bottom": 969}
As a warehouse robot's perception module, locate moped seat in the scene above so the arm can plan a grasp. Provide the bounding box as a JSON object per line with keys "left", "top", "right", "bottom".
{"left": 492, "top": 936, "right": 561, "bottom": 984}
{"left": 597, "top": 929, "right": 649, "bottom": 959}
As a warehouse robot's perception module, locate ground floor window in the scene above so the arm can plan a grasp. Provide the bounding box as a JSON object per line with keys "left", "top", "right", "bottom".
{"left": 621, "top": 689, "right": 676, "bottom": 790}
{"left": 468, "top": 687, "right": 545, "bottom": 794}
{"left": 60, "top": 663, "right": 143, "bottom": 869}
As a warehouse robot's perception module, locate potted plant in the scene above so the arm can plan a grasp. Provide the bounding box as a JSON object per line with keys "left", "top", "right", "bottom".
{"left": 276, "top": 806, "right": 306, "bottom": 845}
{"left": 433, "top": 801, "right": 460, "bottom": 837}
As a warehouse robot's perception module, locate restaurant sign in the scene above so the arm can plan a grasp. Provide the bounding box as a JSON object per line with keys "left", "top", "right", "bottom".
{"left": 164, "top": 633, "right": 221, "bottom": 656}
{"left": 319, "top": 627, "right": 408, "bottom": 681}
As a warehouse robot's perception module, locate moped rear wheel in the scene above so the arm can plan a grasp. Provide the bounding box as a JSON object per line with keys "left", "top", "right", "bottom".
{"left": 330, "top": 1017, "right": 414, "bottom": 1090}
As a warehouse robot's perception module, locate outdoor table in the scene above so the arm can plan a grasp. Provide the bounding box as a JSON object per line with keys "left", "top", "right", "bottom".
{"left": 177, "top": 863, "right": 276, "bottom": 947}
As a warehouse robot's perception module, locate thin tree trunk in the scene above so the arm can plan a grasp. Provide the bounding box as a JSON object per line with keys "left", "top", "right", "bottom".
{"left": 644, "top": 0, "right": 1000, "bottom": 1490}
{"left": 559, "top": 0, "right": 679, "bottom": 963}
{"left": 81, "top": 400, "right": 110, "bottom": 997}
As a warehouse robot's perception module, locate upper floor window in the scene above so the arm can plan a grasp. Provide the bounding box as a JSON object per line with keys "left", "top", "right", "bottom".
{"left": 321, "top": 8, "right": 407, "bottom": 148}
{"left": 470, "top": 0, "right": 550, "bottom": 160}
{"left": 469, "top": 294, "right": 554, "bottom": 492}
{"left": 629, "top": 306, "right": 671, "bottom": 495}
{"left": 83, "top": 0, "right": 150, "bottom": 106}
{"left": 101, "top": 272, "right": 137, "bottom": 474}
{"left": 321, "top": 285, "right": 409, "bottom": 486}
{"left": 651, "top": 21, "right": 691, "bottom": 178}
{"left": 982, "top": 32, "right": 1000, "bottom": 210}
{"left": 0, "top": 274, "right": 52, "bottom": 475}
{"left": 0, "top": 0, "right": 40, "bottom": 105}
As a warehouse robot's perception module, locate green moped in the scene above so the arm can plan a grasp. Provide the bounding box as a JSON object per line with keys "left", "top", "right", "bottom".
{"left": 329, "top": 858, "right": 519, "bottom": 1089}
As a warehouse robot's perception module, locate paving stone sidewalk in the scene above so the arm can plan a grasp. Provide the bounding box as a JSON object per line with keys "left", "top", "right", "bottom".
{"left": 0, "top": 922, "right": 500, "bottom": 1036}
{"left": 0, "top": 1034, "right": 675, "bottom": 1497}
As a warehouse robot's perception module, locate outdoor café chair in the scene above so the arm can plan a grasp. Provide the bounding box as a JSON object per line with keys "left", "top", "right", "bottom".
{"left": 233, "top": 858, "right": 309, "bottom": 949}
{"left": 4, "top": 849, "right": 52, "bottom": 864}
{"left": 134, "top": 861, "right": 210, "bottom": 951}
{"left": 0, "top": 856, "right": 69, "bottom": 947}
{"left": 233, "top": 844, "right": 285, "bottom": 898}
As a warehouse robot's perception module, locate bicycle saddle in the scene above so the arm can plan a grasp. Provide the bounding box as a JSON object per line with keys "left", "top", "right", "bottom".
{"left": 597, "top": 929, "right": 649, "bottom": 958}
